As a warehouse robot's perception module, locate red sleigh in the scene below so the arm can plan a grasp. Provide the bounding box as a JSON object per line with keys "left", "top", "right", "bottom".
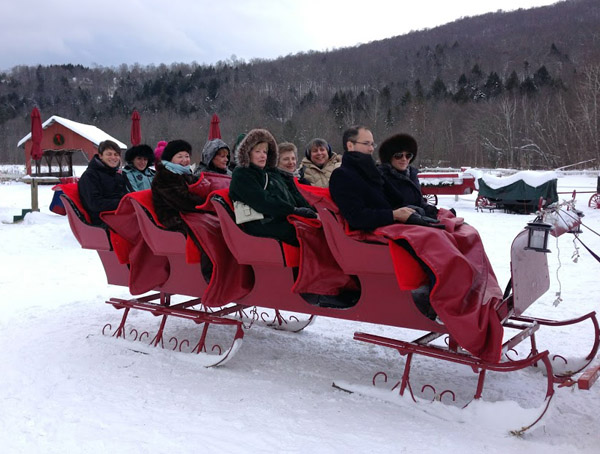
{"left": 58, "top": 177, "right": 600, "bottom": 432}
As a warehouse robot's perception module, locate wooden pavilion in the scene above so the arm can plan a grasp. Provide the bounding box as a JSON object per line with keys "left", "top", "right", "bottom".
{"left": 18, "top": 115, "right": 127, "bottom": 176}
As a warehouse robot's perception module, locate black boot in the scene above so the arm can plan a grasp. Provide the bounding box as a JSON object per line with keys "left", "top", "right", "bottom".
{"left": 411, "top": 285, "right": 438, "bottom": 321}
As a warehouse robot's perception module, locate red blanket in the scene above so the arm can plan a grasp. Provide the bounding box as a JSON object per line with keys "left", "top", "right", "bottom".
{"left": 181, "top": 210, "right": 254, "bottom": 306}
{"left": 100, "top": 194, "right": 170, "bottom": 295}
{"left": 298, "top": 183, "right": 504, "bottom": 363}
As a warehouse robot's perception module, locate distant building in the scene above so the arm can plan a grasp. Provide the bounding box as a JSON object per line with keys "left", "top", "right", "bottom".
{"left": 17, "top": 115, "right": 126, "bottom": 176}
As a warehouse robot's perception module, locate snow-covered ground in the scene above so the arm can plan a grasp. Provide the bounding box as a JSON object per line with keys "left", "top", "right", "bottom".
{"left": 1, "top": 169, "right": 599, "bottom": 453}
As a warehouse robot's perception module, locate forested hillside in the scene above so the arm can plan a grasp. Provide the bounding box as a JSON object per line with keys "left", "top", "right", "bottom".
{"left": 1, "top": 0, "right": 599, "bottom": 169}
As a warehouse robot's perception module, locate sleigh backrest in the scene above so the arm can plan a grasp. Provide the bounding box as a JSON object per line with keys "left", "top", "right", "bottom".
{"left": 59, "top": 183, "right": 111, "bottom": 251}
{"left": 127, "top": 190, "right": 187, "bottom": 256}
{"left": 211, "top": 192, "right": 287, "bottom": 267}
{"left": 315, "top": 204, "right": 395, "bottom": 275}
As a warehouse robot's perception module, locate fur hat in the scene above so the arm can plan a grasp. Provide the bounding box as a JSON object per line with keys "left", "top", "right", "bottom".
{"left": 235, "top": 129, "right": 278, "bottom": 168}
{"left": 161, "top": 139, "right": 192, "bottom": 163}
{"left": 154, "top": 140, "right": 168, "bottom": 161}
{"left": 201, "top": 138, "right": 230, "bottom": 165}
{"left": 378, "top": 134, "right": 418, "bottom": 164}
{"left": 125, "top": 144, "right": 154, "bottom": 166}
{"left": 305, "top": 138, "right": 332, "bottom": 159}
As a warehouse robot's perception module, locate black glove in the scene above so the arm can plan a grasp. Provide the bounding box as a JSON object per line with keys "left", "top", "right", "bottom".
{"left": 406, "top": 213, "right": 445, "bottom": 229}
{"left": 293, "top": 207, "right": 318, "bottom": 219}
{"left": 423, "top": 204, "right": 439, "bottom": 218}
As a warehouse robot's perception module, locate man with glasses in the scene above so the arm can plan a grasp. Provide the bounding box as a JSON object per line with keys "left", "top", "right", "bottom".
{"left": 329, "top": 125, "right": 416, "bottom": 231}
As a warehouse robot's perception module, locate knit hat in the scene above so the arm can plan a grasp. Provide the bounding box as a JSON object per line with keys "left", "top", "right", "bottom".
{"left": 125, "top": 144, "right": 154, "bottom": 166}
{"left": 154, "top": 140, "right": 168, "bottom": 161}
{"left": 161, "top": 139, "right": 192, "bottom": 163}
{"left": 235, "top": 129, "right": 278, "bottom": 168}
{"left": 378, "top": 134, "right": 418, "bottom": 164}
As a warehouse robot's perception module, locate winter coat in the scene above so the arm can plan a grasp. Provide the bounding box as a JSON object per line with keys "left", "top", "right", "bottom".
{"left": 151, "top": 163, "right": 205, "bottom": 233}
{"left": 78, "top": 155, "right": 128, "bottom": 225}
{"left": 122, "top": 165, "right": 156, "bottom": 192}
{"left": 378, "top": 163, "right": 437, "bottom": 217}
{"left": 300, "top": 153, "right": 341, "bottom": 188}
{"left": 230, "top": 129, "right": 312, "bottom": 245}
{"left": 194, "top": 138, "right": 232, "bottom": 177}
{"left": 329, "top": 151, "right": 394, "bottom": 231}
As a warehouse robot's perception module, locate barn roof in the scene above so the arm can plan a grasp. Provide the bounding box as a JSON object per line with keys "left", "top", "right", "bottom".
{"left": 17, "top": 115, "right": 127, "bottom": 149}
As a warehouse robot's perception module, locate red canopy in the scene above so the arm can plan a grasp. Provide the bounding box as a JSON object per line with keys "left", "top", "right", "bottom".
{"left": 31, "top": 107, "right": 43, "bottom": 160}
{"left": 130, "top": 110, "right": 141, "bottom": 146}
{"left": 208, "top": 114, "right": 221, "bottom": 140}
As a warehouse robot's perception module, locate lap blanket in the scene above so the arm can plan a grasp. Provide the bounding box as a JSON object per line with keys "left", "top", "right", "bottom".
{"left": 101, "top": 192, "right": 170, "bottom": 295}
{"left": 181, "top": 210, "right": 254, "bottom": 306}
{"left": 298, "top": 183, "right": 504, "bottom": 363}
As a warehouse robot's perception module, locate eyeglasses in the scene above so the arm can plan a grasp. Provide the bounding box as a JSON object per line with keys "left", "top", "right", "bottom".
{"left": 352, "top": 140, "right": 377, "bottom": 149}
{"left": 392, "top": 152, "right": 413, "bottom": 160}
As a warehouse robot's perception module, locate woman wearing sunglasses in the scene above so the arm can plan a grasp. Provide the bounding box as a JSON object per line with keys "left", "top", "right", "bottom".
{"left": 377, "top": 133, "right": 439, "bottom": 219}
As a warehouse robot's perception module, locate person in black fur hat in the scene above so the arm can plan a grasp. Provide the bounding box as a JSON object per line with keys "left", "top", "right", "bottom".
{"left": 377, "top": 133, "right": 438, "bottom": 219}
{"left": 229, "top": 128, "right": 316, "bottom": 246}
{"left": 151, "top": 139, "right": 205, "bottom": 233}
{"left": 122, "top": 144, "right": 156, "bottom": 192}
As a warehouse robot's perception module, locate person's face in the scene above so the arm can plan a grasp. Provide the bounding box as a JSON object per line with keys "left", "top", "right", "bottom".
{"left": 278, "top": 151, "right": 297, "bottom": 173}
{"left": 211, "top": 148, "right": 229, "bottom": 170}
{"left": 347, "top": 129, "right": 375, "bottom": 155}
{"left": 171, "top": 151, "right": 191, "bottom": 166}
{"left": 132, "top": 156, "right": 148, "bottom": 171}
{"left": 310, "top": 145, "right": 329, "bottom": 166}
{"left": 249, "top": 142, "right": 268, "bottom": 168}
{"left": 99, "top": 149, "right": 121, "bottom": 168}
{"left": 390, "top": 152, "right": 412, "bottom": 172}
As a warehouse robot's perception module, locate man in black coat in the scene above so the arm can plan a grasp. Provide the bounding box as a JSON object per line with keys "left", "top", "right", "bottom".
{"left": 78, "top": 140, "right": 128, "bottom": 225}
{"left": 329, "top": 125, "right": 415, "bottom": 231}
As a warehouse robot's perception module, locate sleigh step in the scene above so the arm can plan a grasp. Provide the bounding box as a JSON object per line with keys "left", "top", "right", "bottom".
{"left": 578, "top": 364, "right": 600, "bottom": 390}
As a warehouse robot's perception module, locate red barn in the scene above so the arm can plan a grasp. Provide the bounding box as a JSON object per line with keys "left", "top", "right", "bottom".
{"left": 17, "top": 115, "right": 127, "bottom": 176}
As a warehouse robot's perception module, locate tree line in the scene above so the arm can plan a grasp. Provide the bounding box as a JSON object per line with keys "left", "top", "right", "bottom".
{"left": 1, "top": 0, "right": 599, "bottom": 170}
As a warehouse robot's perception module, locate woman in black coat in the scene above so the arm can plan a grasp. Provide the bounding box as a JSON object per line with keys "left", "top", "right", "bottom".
{"left": 151, "top": 139, "right": 205, "bottom": 233}
{"left": 229, "top": 129, "right": 316, "bottom": 246}
{"left": 78, "top": 140, "right": 128, "bottom": 225}
{"left": 377, "top": 133, "right": 438, "bottom": 219}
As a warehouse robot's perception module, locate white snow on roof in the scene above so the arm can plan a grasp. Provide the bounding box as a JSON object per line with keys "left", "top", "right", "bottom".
{"left": 17, "top": 115, "right": 127, "bottom": 149}
{"left": 481, "top": 170, "right": 558, "bottom": 189}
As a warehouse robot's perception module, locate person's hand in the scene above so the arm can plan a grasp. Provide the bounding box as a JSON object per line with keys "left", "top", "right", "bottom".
{"left": 293, "top": 207, "right": 318, "bottom": 219}
{"left": 406, "top": 212, "right": 445, "bottom": 229}
{"left": 393, "top": 206, "right": 415, "bottom": 223}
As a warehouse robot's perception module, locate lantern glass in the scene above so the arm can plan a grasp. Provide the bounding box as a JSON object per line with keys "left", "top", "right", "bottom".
{"left": 525, "top": 221, "right": 552, "bottom": 253}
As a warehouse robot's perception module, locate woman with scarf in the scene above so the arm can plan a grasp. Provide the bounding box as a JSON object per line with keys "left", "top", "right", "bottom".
{"left": 151, "top": 139, "right": 205, "bottom": 233}
{"left": 122, "top": 144, "right": 156, "bottom": 192}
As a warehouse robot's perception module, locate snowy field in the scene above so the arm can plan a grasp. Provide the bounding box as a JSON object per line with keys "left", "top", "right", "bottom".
{"left": 1, "top": 168, "right": 599, "bottom": 453}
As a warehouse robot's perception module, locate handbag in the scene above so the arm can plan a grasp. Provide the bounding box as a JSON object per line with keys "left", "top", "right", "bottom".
{"left": 233, "top": 173, "right": 269, "bottom": 224}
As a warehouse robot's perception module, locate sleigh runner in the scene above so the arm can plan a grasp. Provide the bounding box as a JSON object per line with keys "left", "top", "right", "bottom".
{"left": 57, "top": 176, "right": 600, "bottom": 433}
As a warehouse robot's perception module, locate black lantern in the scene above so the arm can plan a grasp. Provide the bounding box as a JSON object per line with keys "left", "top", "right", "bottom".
{"left": 525, "top": 220, "right": 552, "bottom": 253}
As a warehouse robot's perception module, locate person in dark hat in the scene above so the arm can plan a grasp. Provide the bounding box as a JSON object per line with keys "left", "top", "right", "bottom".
{"left": 122, "top": 144, "right": 156, "bottom": 192}
{"left": 299, "top": 138, "right": 341, "bottom": 188}
{"left": 78, "top": 140, "right": 128, "bottom": 225}
{"left": 151, "top": 139, "right": 205, "bottom": 233}
{"left": 194, "top": 138, "right": 232, "bottom": 176}
{"left": 229, "top": 129, "right": 316, "bottom": 246}
{"left": 377, "top": 133, "right": 438, "bottom": 219}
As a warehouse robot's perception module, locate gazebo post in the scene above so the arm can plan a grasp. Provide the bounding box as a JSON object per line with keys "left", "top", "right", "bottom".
{"left": 31, "top": 178, "right": 40, "bottom": 212}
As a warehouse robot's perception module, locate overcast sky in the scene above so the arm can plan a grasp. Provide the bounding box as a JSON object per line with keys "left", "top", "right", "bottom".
{"left": 1, "top": 0, "right": 561, "bottom": 71}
